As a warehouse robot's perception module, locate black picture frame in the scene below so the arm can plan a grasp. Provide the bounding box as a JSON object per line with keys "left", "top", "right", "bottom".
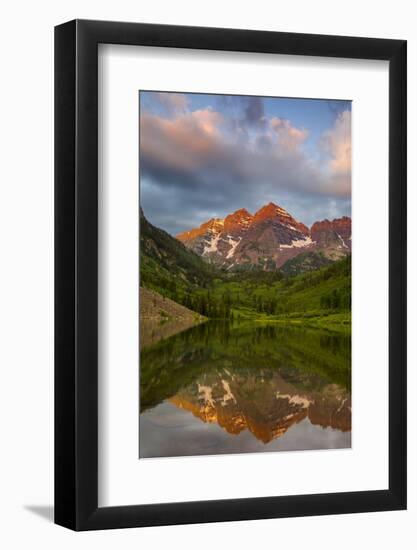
{"left": 55, "top": 19, "right": 407, "bottom": 531}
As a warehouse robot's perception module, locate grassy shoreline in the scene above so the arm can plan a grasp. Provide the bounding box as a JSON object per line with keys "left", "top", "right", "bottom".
{"left": 230, "top": 309, "right": 351, "bottom": 333}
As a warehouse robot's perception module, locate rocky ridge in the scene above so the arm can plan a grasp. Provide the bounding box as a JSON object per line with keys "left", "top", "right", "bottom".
{"left": 176, "top": 203, "right": 351, "bottom": 270}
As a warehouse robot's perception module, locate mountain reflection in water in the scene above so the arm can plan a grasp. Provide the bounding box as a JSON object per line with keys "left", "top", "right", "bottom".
{"left": 139, "top": 321, "right": 351, "bottom": 458}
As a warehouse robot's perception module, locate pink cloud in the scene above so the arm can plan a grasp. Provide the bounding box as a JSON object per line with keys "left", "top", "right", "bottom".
{"left": 270, "top": 117, "right": 309, "bottom": 152}
{"left": 140, "top": 109, "right": 223, "bottom": 170}
{"left": 322, "top": 111, "right": 351, "bottom": 175}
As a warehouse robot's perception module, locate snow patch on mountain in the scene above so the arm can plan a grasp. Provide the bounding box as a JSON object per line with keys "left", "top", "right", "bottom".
{"left": 337, "top": 233, "right": 349, "bottom": 249}
{"left": 226, "top": 236, "right": 242, "bottom": 259}
{"left": 280, "top": 236, "right": 313, "bottom": 249}
{"left": 276, "top": 392, "right": 312, "bottom": 409}
{"left": 203, "top": 233, "right": 221, "bottom": 255}
{"left": 221, "top": 380, "right": 236, "bottom": 406}
{"left": 276, "top": 206, "right": 291, "bottom": 217}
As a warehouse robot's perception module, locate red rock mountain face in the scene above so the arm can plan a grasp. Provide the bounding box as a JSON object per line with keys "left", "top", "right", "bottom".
{"left": 223, "top": 208, "right": 253, "bottom": 234}
{"left": 252, "top": 202, "right": 309, "bottom": 235}
{"left": 169, "top": 370, "right": 351, "bottom": 444}
{"left": 176, "top": 202, "right": 351, "bottom": 270}
{"left": 311, "top": 216, "right": 351, "bottom": 250}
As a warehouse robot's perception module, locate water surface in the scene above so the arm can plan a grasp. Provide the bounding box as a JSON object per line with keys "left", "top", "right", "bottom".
{"left": 139, "top": 321, "right": 351, "bottom": 458}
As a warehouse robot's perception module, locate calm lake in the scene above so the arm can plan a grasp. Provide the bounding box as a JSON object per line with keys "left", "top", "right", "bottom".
{"left": 139, "top": 321, "right": 351, "bottom": 458}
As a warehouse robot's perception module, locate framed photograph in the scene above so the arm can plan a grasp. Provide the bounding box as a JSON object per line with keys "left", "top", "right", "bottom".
{"left": 55, "top": 20, "right": 406, "bottom": 530}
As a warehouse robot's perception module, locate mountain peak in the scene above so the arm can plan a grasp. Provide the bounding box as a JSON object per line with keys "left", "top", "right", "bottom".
{"left": 176, "top": 203, "right": 350, "bottom": 269}
{"left": 254, "top": 202, "right": 291, "bottom": 221}
{"left": 224, "top": 208, "right": 253, "bottom": 231}
{"left": 232, "top": 207, "right": 252, "bottom": 217}
{"left": 176, "top": 217, "right": 224, "bottom": 242}
{"left": 310, "top": 216, "right": 351, "bottom": 231}
{"left": 204, "top": 218, "right": 224, "bottom": 230}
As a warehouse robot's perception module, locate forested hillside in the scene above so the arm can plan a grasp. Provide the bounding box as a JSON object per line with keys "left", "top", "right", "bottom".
{"left": 182, "top": 255, "right": 351, "bottom": 324}
{"left": 140, "top": 208, "right": 216, "bottom": 295}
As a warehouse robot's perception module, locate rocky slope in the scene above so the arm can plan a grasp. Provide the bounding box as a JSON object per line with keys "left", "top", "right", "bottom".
{"left": 140, "top": 287, "right": 205, "bottom": 322}
{"left": 176, "top": 202, "right": 351, "bottom": 270}
{"left": 310, "top": 216, "right": 351, "bottom": 260}
{"left": 176, "top": 208, "right": 254, "bottom": 260}
{"left": 140, "top": 287, "right": 206, "bottom": 348}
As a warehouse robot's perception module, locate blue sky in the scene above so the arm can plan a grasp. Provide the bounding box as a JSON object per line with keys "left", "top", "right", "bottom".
{"left": 140, "top": 91, "right": 351, "bottom": 235}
